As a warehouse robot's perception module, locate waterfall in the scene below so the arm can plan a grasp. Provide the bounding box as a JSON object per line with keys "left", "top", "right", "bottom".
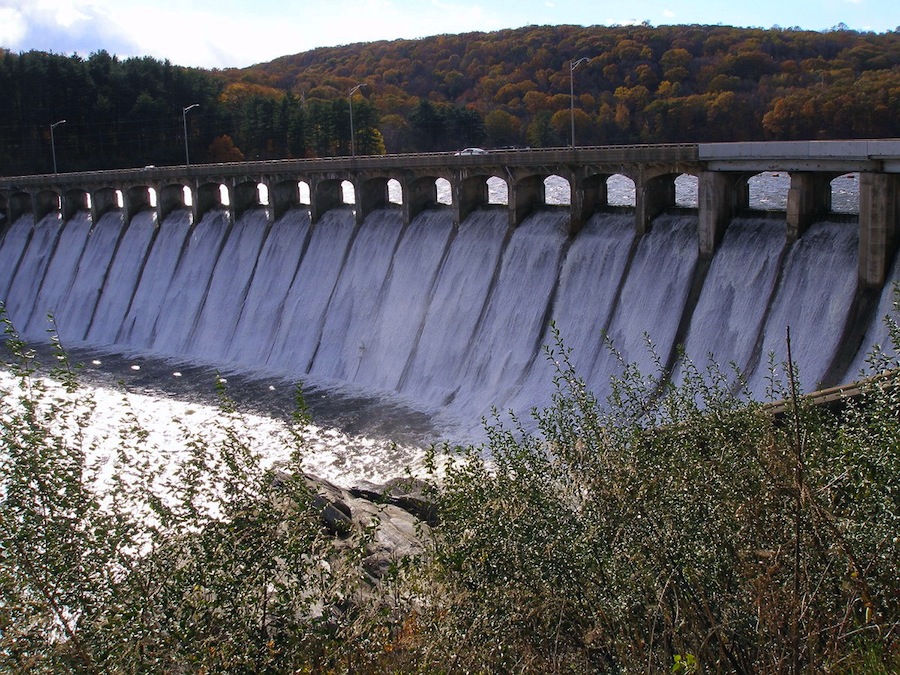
{"left": 0, "top": 199, "right": 892, "bottom": 437}
{"left": 743, "top": 220, "right": 859, "bottom": 397}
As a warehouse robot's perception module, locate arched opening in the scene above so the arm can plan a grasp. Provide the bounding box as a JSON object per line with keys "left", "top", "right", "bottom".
{"left": 748, "top": 171, "right": 790, "bottom": 211}
{"left": 148, "top": 187, "right": 158, "bottom": 208}
{"left": 544, "top": 175, "right": 569, "bottom": 205}
{"left": 675, "top": 173, "right": 698, "bottom": 208}
{"left": 436, "top": 178, "right": 452, "bottom": 205}
{"left": 115, "top": 190, "right": 124, "bottom": 209}
{"left": 257, "top": 183, "right": 269, "bottom": 206}
{"left": 831, "top": 173, "right": 859, "bottom": 213}
{"left": 341, "top": 180, "right": 356, "bottom": 205}
{"left": 607, "top": 174, "right": 636, "bottom": 206}
{"left": 487, "top": 176, "right": 508, "bottom": 205}
{"left": 219, "top": 184, "right": 231, "bottom": 207}
{"left": 388, "top": 178, "right": 402, "bottom": 205}
{"left": 298, "top": 181, "right": 311, "bottom": 205}
{"left": 183, "top": 186, "right": 193, "bottom": 207}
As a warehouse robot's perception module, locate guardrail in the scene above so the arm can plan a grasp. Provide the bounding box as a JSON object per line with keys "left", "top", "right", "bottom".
{"left": 1, "top": 143, "right": 701, "bottom": 188}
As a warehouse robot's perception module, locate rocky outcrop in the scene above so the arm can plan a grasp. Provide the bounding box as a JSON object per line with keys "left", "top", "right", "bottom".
{"left": 305, "top": 474, "right": 434, "bottom": 583}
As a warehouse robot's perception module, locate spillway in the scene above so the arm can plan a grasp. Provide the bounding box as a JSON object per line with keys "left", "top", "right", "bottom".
{"left": 0, "top": 202, "right": 895, "bottom": 440}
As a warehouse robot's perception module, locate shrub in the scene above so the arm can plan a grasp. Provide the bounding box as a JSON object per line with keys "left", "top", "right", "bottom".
{"left": 406, "top": 323, "right": 900, "bottom": 673}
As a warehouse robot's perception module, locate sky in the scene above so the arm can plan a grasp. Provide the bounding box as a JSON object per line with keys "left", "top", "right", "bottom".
{"left": 0, "top": 0, "right": 897, "bottom": 70}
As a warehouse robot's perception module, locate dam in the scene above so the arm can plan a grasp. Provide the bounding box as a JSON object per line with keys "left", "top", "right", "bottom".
{"left": 1, "top": 142, "right": 899, "bottom": 437}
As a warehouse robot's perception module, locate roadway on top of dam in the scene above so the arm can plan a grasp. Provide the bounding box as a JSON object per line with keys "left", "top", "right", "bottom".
{"left": 3, "top": 140, "right": 900, "bottom": 188}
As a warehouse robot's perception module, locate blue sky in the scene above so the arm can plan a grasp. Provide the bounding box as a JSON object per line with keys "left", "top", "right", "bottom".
{"left": 1, "top": 0, "right": 896, "bottom": 69}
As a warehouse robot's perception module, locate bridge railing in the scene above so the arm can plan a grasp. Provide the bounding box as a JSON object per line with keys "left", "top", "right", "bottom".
{"left": 1, "top": 143, "right": 701, "bottom": 188}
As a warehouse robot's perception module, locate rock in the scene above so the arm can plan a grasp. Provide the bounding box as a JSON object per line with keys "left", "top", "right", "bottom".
{"left": 304, "top": 473, "right": 433, "bottom": 583}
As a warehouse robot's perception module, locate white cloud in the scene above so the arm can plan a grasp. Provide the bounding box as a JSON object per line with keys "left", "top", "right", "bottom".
{"left": 0, "top": 7, "right": 28, "bottom": 47}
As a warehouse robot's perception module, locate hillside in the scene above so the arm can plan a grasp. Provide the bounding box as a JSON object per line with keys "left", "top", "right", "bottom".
{"left": 232, "top": 23, "right": 900, "bottom": 149}
{"left": 1, "top": 23, "right": 899, "bottom": 173}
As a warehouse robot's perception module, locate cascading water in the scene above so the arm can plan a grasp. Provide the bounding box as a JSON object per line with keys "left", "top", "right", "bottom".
{"left": 673, "top": 216, "right": 786, "bottom": 388}
{"left": 86, "top": 211, "right": 160, "bottom": 346}
{"left": 265, "top": 210, "right": 358, "bottom": 374}
{"left": 225, "top": 209, "right": 311, "bottom": 367}
{"left": 743, "top": 220, "right": 859, "bottom": 397}
{"left": 185, "top": 209, "right": 271, "bottom": 363}
{"left": 0, "top": 192, "right": 895, "bottom": 443}
{"left": 586, "top": 212, "right": 700, "bottom": 400}
{"left": 115, "top": 210, "right": 193, "bottom": 348}
{"left": 4, "top": 215, "right": 63, "bottom": 336}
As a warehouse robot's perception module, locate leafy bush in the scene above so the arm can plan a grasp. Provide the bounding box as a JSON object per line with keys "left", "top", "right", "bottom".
{"left": 407, "top": 323, "right": 900, "bottom": 673}
{"left": 0, "top": 309, "right": 391, "bottom": 673}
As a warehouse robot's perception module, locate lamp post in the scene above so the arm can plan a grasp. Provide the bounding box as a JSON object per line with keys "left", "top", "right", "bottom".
{"left": 348, "top": 84, "right": 366, "bottom": 157}
{"left": 182, "top": 104, "right": 199, "bottom": 165}
{"left": 569, "top": 58, "right": 589, "bottom": 148}
{"left": 50, "top": 119, "right": 66, "bottom": 173}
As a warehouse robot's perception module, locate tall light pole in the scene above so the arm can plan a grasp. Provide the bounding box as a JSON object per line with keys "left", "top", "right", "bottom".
{"left": 348, "top": 84, "right": 366, "bottom": 157}
{"left": 182, "top": 104, "right": 199, "bottom": 165}
{"left": 50, "top": 119, "right": 66, "bottom": 173}
{"left": 569, "top": 57, "right": 589, "bottom": 149}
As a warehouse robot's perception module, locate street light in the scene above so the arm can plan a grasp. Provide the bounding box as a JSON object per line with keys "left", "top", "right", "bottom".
{"left": 50, "top": 119, "right": 66, "bottom": 173}
{"left": 348, "top": 84, "right": 366, "bottom": 157}
{"left": 569, "top": 58, "right": 589, "bottom": 148}
{"left": 182, "top": 104, "right": 199, "bottom": 165}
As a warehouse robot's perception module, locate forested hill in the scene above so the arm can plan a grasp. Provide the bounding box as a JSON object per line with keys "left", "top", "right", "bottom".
{"left": 2, "top": 23, "right": 899, "bottom": 174}
{"left": 238, "top": 23, "right": 899, "bottom": 147}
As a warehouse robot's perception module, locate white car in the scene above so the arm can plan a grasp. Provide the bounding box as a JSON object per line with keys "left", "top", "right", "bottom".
{"left": 454, "top": 147, "right": 488, "bottom": 155}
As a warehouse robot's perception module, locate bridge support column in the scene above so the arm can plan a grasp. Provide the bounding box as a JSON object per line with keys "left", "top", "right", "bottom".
{"left": 787, "top": 172, "right": 831, "bottom": 242}
{"left": 509, "top": 175, "right": 543, "bottom": 228}
{"left": 194, "top": 183, "right": 223, "bottom": 224}
{"left": 8, "top": 193, "right": 31, "bottom": 225}
{"left": 62, "top": 190, "right": 88, "bottom": 222}
{"left": 158, "top": 185, "right": 186, "bottom": 224}
{"left": 310, "top": 179, "right": 344, "bottom": 224}
{"left": 232, "top": 182, "right": 259, "bottom": 222}
{"left": 358, "top": 177, "right": 388, "bottom": 226}
{"left": 635, "top": 174, "right": 674, "bottom": 236}
{"left": 91, "top": 188, "right": 120, "bottom": 223}
{"left": 403, "top": 177, "right": 437, "bottom": 225}
{"left": 698, "top": 171, "right": 736, "bottom": 257}
{"left": 269, "top": 180, "right": 299, "bottom": 223}
{"left": 858, "top": 172, "right": 900, "bottom": 288}
{"left": 124, "top": 186, "right": 152, "bottom": 226}
{"left": 570, "top": 174, "right": 607, "bottom": 235}
{"left": 455, "top": 176, "right": 488, "bottom": 225}
{"left": 33, "top": 191, "right": 60, "bottom": 222}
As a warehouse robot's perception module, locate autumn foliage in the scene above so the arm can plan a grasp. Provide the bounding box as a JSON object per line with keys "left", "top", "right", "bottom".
{"left": 1, "top": 23, "right": 898, "bottom": 173}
